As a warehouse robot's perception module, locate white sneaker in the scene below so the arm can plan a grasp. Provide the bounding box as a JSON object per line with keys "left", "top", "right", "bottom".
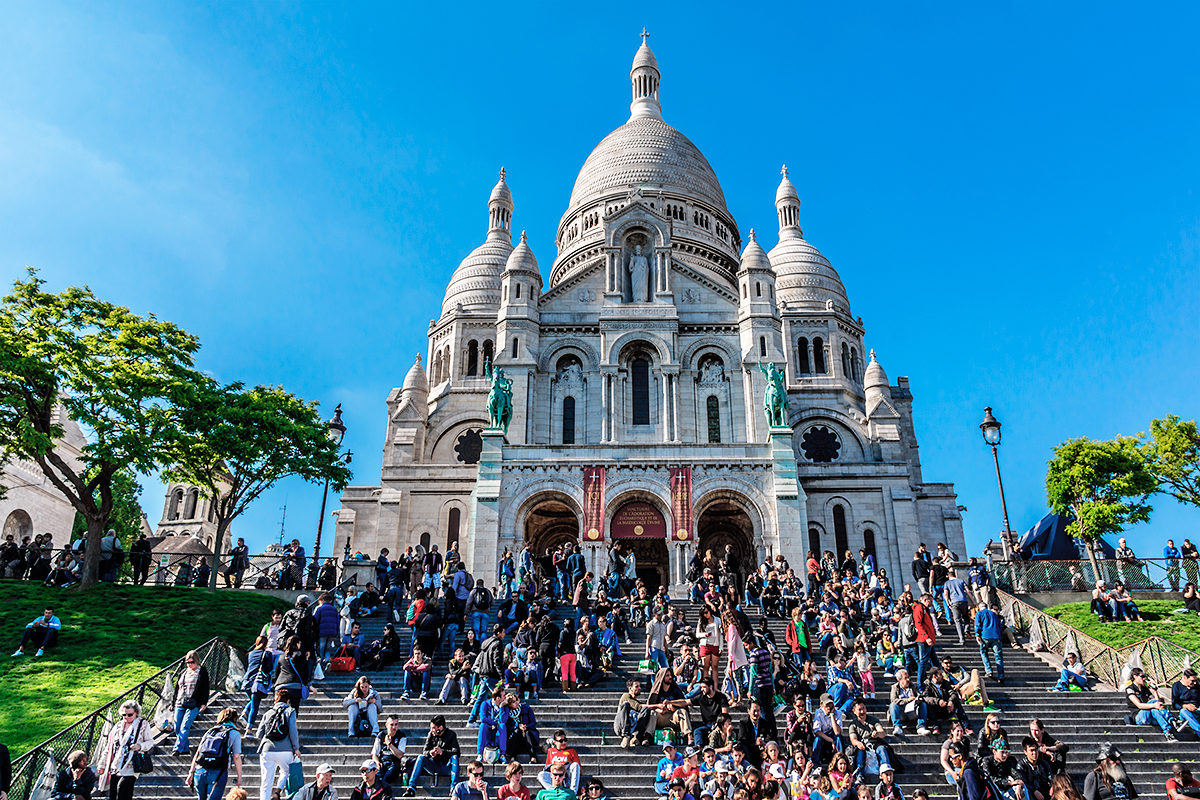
{"left": 917, "top": 726, "right": 931, "bottom": 735}
{"left": 892, "top": 726, "right": 902, "bottom": 736}
{"left": 10, "top": 650, "right": 23, "bottom": 658}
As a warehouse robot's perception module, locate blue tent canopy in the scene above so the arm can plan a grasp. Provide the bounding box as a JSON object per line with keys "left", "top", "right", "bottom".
{"left": 1016, "top": 512, "right": 1116, "bottom": 560}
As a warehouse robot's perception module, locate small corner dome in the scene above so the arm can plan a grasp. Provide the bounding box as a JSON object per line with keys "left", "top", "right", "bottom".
{"left": 863, "top": 349, "right": 889, "bottom": 391}
{"left": 489, "top": 169, "right": 513, "bottom": 208}
{"left": 739, "top": 230, "right": 771, "bottom": 272}
{"left": 504, "top": 231, "right": 540, "bottom": 279}
{"left": 441, "top": 239, "right": 511, "bottom": 317}
{"left": 402, "top": 354, "right": 428, "bottom": 393}
{"left": 769, "top": 235, "right": 850, "bottom": 311}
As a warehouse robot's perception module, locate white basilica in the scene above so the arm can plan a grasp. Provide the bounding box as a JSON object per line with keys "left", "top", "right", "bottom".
{"left": 331, "top": 33, "right": 966, "bottom": 593}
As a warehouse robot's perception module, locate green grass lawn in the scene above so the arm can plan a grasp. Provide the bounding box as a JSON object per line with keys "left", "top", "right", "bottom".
{"left": 1043, "top": 599, "right": 1200, "bottom": 653}
{"left": 0, "top": 583, "right": 284, "bottom": 756}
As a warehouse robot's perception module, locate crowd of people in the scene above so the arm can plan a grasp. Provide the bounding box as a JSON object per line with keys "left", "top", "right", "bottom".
{"left": 11, "top": 536, "right": 1200, "bottom": 800}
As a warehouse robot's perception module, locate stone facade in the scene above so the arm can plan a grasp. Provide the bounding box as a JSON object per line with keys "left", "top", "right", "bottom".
{"left": 332, "top": 33, "right": 965, "bottom": 593}
{"left": 0, "top": 407, "right": 86, "bottom": 548}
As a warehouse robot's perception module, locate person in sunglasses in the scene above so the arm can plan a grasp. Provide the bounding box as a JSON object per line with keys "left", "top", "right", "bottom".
{"left": 535, "top": 765, "right": 573, "bottom": 800}
{"left": 351, "top": 761, "right": 392, "bottom": 800}
{"left": 583, "top": 779, "right": 610, "bottom": 800}
{"left": 450, "top": 760, "right": 489, "bottom": 800}
{"left": 538, "top": 731, "right": 581, "bottom": 793}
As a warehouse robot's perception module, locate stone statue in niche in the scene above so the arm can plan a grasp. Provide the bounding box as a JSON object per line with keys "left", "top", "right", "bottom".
{"left": 627, "top": 242, "right": 651, "bottom": 303}
{"left": 697, "top": 358, "right": 724, "bottom": 386}
{"left": 557, "top": 360, "right": 583, "bottom": 389}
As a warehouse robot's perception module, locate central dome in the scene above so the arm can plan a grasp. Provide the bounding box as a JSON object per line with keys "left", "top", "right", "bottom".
{"left": 567, "top": 116, "right": 728, "bottom": 214}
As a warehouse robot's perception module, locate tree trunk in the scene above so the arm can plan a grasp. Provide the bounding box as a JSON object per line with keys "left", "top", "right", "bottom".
{"left": 208, "top": 516, "right": 232, "bottom": 591}
{"left": 79, "top": 515, "right": 105, "bottom": 588}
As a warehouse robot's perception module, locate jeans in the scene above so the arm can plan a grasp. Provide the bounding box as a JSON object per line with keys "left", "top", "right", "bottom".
{"left": 318, "top": 636, "right": 339, "bottom": 663}
{"left": 901, "top": 646, "right": 918, "bottom": 677}
{"left": 442, "top": 623, "right": 460, "bottom": 656}
{"left": 829, "top": 682, "right": 855, "bottom": 714}
{"left": 1053, "top": 670, "right": 1088, "bottom": 691}
{"left": 916, "top": 642, "right": 936, "bottom": 687}
{"left": 1179, "top": 708, "right": 1200, "bottom": 735}
{"left": 692, "top": 723, "right": 713, "bottom": 747}
{"left": 649, "top": 648, "right": 669, "bottom": 670}
{"left": 853, "top": 744, "right": 888, "bottom": 774}
{"left": 470, "top": 612, "right": 489, "bottom": 638}
{"left": 192, "top": 766, "right": 227, "bottom": 800}
{"left": 404, "top": 669, "right": 432, "bottom": 696}
{"left": 348, "top": 703, "right": 379, "bottom": 735}
{"left": 440, "top": 676, "right": 471, "bottom": 704}
{"left": 1134, "top": 707, "right": 1173, "bottom": 734}
{"left": 790, "top": 650, "right": 809, "bottom": 669}
{"left": 259, "top": 751, "right": 294, "bottom": 800}
{"left": 889, "top": 700, "right": 927, "bottom": 729}
{"left": 539, "top": 763, "right": 580, "bottom": 793}
{"left": 811, "top": 735, "right": 841, "bottom": 766}
{"left": 468, "top": 677, "right": 496, "bottom": 723}
{"left": 173, "top": 706, "right": 201, "bottom": 753}
{"left": 931, "top": 583, "right": 947, "bottom": 619}
{"left": 409, "top": 755, "right": 459, "bottom": 789}
{"left": 244, "top": 691, "right": 265, "bottom": 727}
{"left": 978, "top": 638, "right": 1003, "bottom": 679}
{"left": 18, "top": 627, "right": 59, "bottom": 652}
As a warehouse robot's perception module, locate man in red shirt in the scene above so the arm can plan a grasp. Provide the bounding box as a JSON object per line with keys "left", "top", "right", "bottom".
{"left": 1167, "top": 762, "right": 1200, "bottom": 800}
{"left": 537, "top": 729, "right": 581, "bottom": 793}
{"left": 670, "top": 748, "right": 702, "bottom": 796}
{"left": 912, "top": 594, "right": 938, "bottom": 687}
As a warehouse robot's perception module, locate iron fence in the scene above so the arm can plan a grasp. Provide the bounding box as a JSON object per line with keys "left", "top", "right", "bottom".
{"left": 0, "top": 548, "right": 341, "bottom": 591}
{"left": 995, "top": 588, "right": 1198, "bottom": 690}
{"left": 7, "top": 637, "right": 244, "bottom": 800}
{"left": 992, "top": 557, "right": 1198, "bottom": 594}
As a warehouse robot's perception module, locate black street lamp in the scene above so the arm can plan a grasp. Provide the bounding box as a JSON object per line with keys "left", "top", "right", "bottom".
{"left": 311, "top": 404, "right": 352, "bottom": 588}
{"left": 979, "top": 406, "right": 1014, "bottom": 560}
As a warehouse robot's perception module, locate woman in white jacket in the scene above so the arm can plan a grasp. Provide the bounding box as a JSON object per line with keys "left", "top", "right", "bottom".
{"left": 97, "top": 700, "right": 156, "bottom": 800}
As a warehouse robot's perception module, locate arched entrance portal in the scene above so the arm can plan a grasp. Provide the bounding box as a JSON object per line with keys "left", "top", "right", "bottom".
{"left": 524, "top": 497, "right": 580, "bottom": 557}
{"left": 611, "top": 500, "right": 669, "bottom": 593}
{"left": 696, "top": 500, "right": 756, "bottom": 577}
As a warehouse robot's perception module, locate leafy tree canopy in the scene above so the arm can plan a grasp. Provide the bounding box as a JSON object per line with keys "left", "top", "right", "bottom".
{"left": 1141, "top": 414, "right": 1200, "bottom": 509}
{"left": 164, "top": 380, "right": 353, "bottom": 588}
{"left": 0, "top": 270, "right": 200, "bottom": 586}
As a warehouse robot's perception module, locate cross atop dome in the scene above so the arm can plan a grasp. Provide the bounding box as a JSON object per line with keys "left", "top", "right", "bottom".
{"left": 641, "top": 27, "right": 649, "bottom": 43}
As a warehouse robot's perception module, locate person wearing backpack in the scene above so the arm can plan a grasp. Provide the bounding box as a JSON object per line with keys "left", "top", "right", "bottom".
{"left": 279, "top": 596, "right": 317, "bottom": 663}
{"left": 187, "top": 708, "right": 243, "bottom": 800}
{"left": 256, "top": 689, "right": 301, "bottom": 800}
{"left": 243, "top": 636, "right": 275, "bottom": 728}
{"left": 466, "top": 626, "right": 507, "bottom": 726}
{"left": 466, "top": 580, "right": 493, "bottom": 640}
{"left": 273, "top": 637, "right": 311, "bottom": 712}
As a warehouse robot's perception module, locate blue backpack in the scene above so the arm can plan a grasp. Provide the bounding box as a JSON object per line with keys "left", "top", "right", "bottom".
{"left": 196, "top": 726, "right": 231, "bottom": 768}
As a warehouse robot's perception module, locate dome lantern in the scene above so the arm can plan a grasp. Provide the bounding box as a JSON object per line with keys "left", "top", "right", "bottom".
{"left": 630, "top": 28, "right": 662, "bottom": 120}
{"left": 775, "top": 165, "right": 802, "bottom": 239}
{"left": 488, "top": 167, "right": 514, "bottom": 241}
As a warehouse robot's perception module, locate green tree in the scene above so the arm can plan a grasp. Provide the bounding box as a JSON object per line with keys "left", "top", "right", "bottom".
{"left": 71, "top": 466, "right": 146, "bottom": 567}
{"left": 1046, "top": 436, "right": 1157, "bottom": 577}
{"left": 0, "top": 271, "right": 200, "bottom": 587}
{"left": 1141, "top": 415, "right": 1200, "bottom": 508}
{"left": 164, "top": 380, "right": 353, "bottom": 590}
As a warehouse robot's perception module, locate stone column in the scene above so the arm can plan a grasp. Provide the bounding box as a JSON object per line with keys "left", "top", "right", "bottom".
{"left": 661, "top": 373, "right": 671, "bottom": 443}
{"left": 467, "top": 428, "right": 506, "bottom": 584}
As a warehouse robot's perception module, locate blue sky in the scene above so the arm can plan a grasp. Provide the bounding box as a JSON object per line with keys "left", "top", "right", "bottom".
{"left": 3, "top": 2, "right": 1198, "bottom": 557}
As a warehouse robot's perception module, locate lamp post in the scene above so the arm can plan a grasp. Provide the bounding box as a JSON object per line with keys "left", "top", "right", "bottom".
{"left": 311, "top": 404, "right": 352, "bottom": 588}
{"left": 979, "top": 406, "right": 1013, "bottom": 560}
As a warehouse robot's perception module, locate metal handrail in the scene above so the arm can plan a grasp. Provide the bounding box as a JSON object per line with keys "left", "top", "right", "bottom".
{"left": 995, "top": 588, "right": 1200, "bottom": 690}
{"left": 7, "top": 637, "right": 244, "bottom": 800}
{"left": 992, "top": 556, "right": 1198, "bottom": 593}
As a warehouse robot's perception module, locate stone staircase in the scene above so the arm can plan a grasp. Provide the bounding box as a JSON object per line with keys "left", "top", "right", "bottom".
{"left": 132, "top": 597, "right": 1188, "bottom": 800}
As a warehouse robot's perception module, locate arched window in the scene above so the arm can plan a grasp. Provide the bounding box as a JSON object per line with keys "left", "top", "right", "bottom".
{"left": 447, "top": 508, "right": 461, "bottom": 550}
{"left": 482, "top": 340, "right": 494, "bottom": 367}
{"left": 466, "top": 340, "right": 479, "bottom": 377}
{"left": 863, "top": 528, "right": 877, "bottom": 562}
{"left": 808, "top": 528, "right": 822, "bottom": 561}
{"left": 183, "top": 489, "right": 198, "bottom": 520}
{"left": 562, "top": 396, "right": 576, "bottom": 444}
{"left": 168, "top": 489, "right": 183, "bottom": 520}
{"left": 512, "top": 337, "right": 519, "bottom": 358}
{"left": 759, "top": 336, "right": 767, "bottom": 358}
{"left": 841, "top": 342, "right": 851, "bottom": 377}
{"left": 851, "top": 347, "right": 861, "bottom": 383}
{"left": 756, "top": 281, "right": 762, "bottom": 297}
{"left": 833, "top": 504, "right": 849, "bottom": 559}
{"left": 797, "top": 338, "right": 810, "bottom": 373}
{"left": 419, "top": 532, "right": 431, "bottom": 551}
{"left": 813, "top": 337, "right": 827, "bottom": 374}
{"left": 515, "top": 283, "right": 521, "bottom": 299}
{"left": 706, "top": 395, "right": 721, "bottom": 443}
{"left": 2, "top": 509, "right": 32, "bottom": 541}
{"left": 631, "top": 358, "right": 650, "bottom": 425}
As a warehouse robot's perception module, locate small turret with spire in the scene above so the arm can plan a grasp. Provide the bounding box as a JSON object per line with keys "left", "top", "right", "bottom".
{"left": 775, "top": 165, "right": 802, "bottom": 239}
{"left": 630, "top": 28, "right": 662, "bottom": 120}
{"left": 488, "top": 167, "right": 514, "bottom": 241}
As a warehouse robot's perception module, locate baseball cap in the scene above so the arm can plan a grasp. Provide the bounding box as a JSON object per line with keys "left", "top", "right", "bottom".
{"left": 879, "top": 763, "right": 894, "bottom": 774}
{"left": 767, "top": 765, "right": 786, "bottom": 779}
{"left": 662, "top": 741, "right": 677, "bottom": 752}
{"left": 316, "top": 764, "right": 335, "bottom": 774}
{"left": 360, "top": 760, "right": 378, "bottom": 771}
{"left": 668, "top": 780, "right": 686, "bottom": 790}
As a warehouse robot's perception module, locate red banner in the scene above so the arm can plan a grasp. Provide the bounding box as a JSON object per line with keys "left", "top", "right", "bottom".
{"left": 611, "top": 500, "right": 666, "bottom": 539}
{"left": 582, "top": 467, "right": 605, "bottom": 542}
{"left": 670, "top": 467, "right": 693, "bottom": 541}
